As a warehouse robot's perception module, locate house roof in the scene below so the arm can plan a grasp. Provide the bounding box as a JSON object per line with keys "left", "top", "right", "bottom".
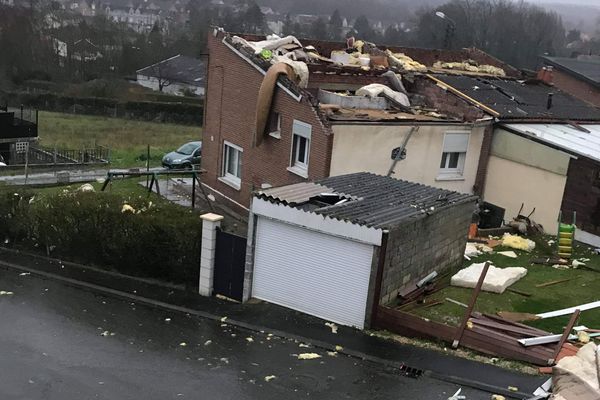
{"left": 434, "top": 74, "right": 600, "bottom": 121}
{"left": 136, "top": 54, "right": 204, "bottom": 86}
{"left": 502, "top": 123, "right": 600, "bottom": 163}
{"left": 256, "top": 172, "right": 477, "bottom": 229}
{"left": 542, "top": 56, "right": 600, "bottom": 89}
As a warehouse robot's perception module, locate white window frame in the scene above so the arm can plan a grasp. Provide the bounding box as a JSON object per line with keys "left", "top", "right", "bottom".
{"left": 437, "top": 131, "right": 469, "bottom": 181}
{"left": 219, "top": 141, "right": 243, "bottom": 190}
{"left": 287, "top": 120, "right": 311, "bottom": 178}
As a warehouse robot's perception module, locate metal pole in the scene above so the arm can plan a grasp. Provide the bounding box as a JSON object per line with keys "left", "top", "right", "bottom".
{"left": 24, "top": 146, "right": 29, "bottom": 185}
{"left": 191, "top": 172, "right": 196, "bottom": 209}
{"left": 145, "top": 144, "right": 150, "bottom": 188}
{"left": 386, "top": 126, "right": 419, "bottom": 177}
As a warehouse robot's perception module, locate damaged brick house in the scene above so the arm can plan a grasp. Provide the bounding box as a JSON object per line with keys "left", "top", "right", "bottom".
{"left": 201, "top": 29, "right": 519, "bottom": 213}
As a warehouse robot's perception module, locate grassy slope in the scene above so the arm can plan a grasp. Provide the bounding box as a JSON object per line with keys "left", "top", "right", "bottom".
{"left": 410, "top": 236, "right": 600, "bottom": 333}
{"left": 37, "top": 112, "right": 202, "bottom": 168}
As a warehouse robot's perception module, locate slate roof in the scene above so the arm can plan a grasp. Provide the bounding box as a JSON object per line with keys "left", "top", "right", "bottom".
{"left": 256, "top": 172, "right": 477, "bottom": 229}
{"left": 137, "top": 55, "right": 204, "bottom": 86}
{"left": 434, "top": 74, "right": 600, "bottom": 121}
{"left": 542, "top": 56, "right": 600, "bottom": 89}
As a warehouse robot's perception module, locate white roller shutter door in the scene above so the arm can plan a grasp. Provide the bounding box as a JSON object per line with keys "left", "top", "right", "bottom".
{"left": 252, "top": 217, "right": 374, "bottom": 328}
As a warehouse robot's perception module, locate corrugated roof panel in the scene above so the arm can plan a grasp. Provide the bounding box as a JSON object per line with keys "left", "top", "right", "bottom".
{"left": 503, "top": 123, "right": 600, "bottom": 163}
{"left": 256, "top": 172, "right": 477, "bottom": 229}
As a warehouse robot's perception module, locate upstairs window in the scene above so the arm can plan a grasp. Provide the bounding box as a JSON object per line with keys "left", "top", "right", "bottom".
{"left": 439, "top": 132, "right": 469, "bottom": 178}
{"left": 288, "top": 120, "right": 311, "bottom": 178}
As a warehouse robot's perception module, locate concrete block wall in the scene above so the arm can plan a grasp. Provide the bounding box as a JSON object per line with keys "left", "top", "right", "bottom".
{"left": 378, "top": 200, "right": 476, "bottom": 305}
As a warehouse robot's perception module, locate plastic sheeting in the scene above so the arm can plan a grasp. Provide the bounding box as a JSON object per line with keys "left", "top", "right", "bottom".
{"left": 356, "top": 84, "right": 410, "bottom": 108}
{"left": 552, "top": 343, "right": 600, "bottom": 400}
{"left": 451, "top": 262, "right": 528, "bottom": 294}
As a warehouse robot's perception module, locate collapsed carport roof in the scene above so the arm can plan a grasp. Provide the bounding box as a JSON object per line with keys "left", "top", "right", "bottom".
{"left": 255, "top": 172, "right": 477, "bottom": 230}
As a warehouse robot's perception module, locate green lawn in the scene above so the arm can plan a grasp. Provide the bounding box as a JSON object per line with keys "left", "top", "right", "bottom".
{"left": 409, "top": 236, "right": 600, "bottom": 334}
{"left": 37, "top": 112, "right": 202, "bottom": 168}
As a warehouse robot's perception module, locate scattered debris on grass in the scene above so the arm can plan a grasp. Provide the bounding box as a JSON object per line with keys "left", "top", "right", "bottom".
{"left": 497, "top": 251, "right": 517, "bottom": 258}
{"left": 502, "top": 233, "right": 535, "bottom": 252}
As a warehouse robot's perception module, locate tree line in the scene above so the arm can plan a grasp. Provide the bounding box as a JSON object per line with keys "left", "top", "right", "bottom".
{"left": 1, "top": 0, "right": 599, "bottom": 90}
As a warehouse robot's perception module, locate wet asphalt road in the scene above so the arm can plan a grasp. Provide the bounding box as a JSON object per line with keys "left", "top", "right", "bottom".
{"left": 0, "top": 268, "right": 492, "bottom": 400}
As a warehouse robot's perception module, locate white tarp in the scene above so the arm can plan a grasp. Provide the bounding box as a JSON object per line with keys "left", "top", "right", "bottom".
{"left": 451, "top": 262, "right": 527, "bottom": 294}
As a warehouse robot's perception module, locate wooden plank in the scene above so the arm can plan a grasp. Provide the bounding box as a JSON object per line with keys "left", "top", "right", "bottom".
{"left": 507, "top": 288, "right": 531, "bottom": 297}
{"left": 478, "top": 313, "right": 550, "bottom": 336}
{"left": 470, "top": 318, "right": 547, "bottom": 337}
{"left": 535, "top": 278, "right": 572, "bottom": 288}
{"left": 550, "top": 310, "right": 581, "bottom": 364}
{"left": 425, "top": 74, "right": 501, "bottom": 117}
{"left": 452, "top": 262, "right": 490, "bottom": 348}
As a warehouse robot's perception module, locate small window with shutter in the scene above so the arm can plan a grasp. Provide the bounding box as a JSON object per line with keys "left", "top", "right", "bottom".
{"left": 439, "top": 132, "right": 469, "bottom": 177}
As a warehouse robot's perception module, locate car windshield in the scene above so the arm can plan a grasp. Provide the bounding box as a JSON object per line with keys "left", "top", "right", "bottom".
{"left": 176, "top": 143, "right": 198, "bottom": 155}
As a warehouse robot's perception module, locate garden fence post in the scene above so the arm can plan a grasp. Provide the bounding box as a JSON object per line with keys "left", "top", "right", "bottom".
{"left": 199, "top": 213, "right": 224, "bottom": 296}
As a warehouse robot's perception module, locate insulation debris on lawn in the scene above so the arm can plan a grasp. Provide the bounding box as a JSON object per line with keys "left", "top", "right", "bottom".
{"left": 501, "top": 233, "right": 535, "bottom": 252}
{"left": 465, "top": 243, "right": 494, "bottom": 259}
{"left": 297, "top": 353, "right": 322, "bottom": 360}
{"left": 451, "top": 262, "right": 527, "bottom": 294}
{"left": 552, "top": 342, "right": 599, "bottom": 400}
{"left": 497, "top": 251, "right": 518, "bottom": 258}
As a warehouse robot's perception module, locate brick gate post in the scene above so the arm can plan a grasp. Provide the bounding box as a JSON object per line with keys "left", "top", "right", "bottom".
{"left": 199, "top": 213, "right": 224, "bottom": 296}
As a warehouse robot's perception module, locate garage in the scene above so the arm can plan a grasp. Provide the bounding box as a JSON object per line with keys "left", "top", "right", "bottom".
{"left": 253, "top": 217, "right": 375, "bottom": 328}
{"left": 247, "top": 172, "right": 476, "bottom": 329}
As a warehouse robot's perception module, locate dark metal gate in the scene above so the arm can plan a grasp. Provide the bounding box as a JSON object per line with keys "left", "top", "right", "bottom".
{"left": 213, "top": 228, "right": 247, "bottom": 301}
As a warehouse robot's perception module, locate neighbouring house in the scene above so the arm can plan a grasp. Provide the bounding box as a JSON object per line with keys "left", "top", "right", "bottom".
{"left": 202, "top": 30, "right": 518, "bottom": 213}
{"left": 136, "top": 54, "right": 205, "bottom": 96}
{"left": 0, "top": 107, "right": 38, "bottom": 165}
{"left": 245, "top": 172, "right": 476, "bottom": 328}
{"left": 428, "top": 74, "right": 600, "bottom": 234}
{"left": 539, "top": 55, "right": 600, "bottom": 108}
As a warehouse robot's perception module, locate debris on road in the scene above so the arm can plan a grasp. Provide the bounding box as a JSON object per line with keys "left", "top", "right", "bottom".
{"left": 325, "top": 322, "right": 338, "bottom": 333}
{"left": 246, "top": 337, "right": 254, "bottom": 343}
{"left": 447, "top": 388, "right": 465, "bottom": 400}
{"left": 0, "top": 290, "right": 14, "bottom": 295}
{"left": 204, "top": 340, "right": 212, "bottom": 346}
{"left": 264, "top": 375, "right": 276, "bottom": 382}
{"left": 297, "top": 353, "right": 322, "bottom": 360}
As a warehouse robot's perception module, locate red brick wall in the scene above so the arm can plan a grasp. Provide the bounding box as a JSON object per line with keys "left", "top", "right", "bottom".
{"left": 551, "top": 70, "right": 600, "bottom": 108}
{"left": 203, "top": 32, "right": 333, "bottom": 211}
{"left": 561, "top": 156, "right": 600, "bottom": 234}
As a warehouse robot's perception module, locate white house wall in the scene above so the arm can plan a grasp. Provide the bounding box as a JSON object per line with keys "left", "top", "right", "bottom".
{"left": 329, "top": 124, "right": 485, "bottom": 194}
{"left": 483, "top": 129, "right": 571, "bottom": 231}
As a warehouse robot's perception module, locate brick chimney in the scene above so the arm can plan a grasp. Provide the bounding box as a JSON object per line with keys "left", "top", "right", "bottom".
{"left": 537, "top": 66, "right": 554, "bottom": 85}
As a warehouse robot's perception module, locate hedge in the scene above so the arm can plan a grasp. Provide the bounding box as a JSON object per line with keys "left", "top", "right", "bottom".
{"left": 0, "top": 90, "right": 203, "bottom": 125}
{"left": 0, "top": 189, "right": 202, "bottom": 286}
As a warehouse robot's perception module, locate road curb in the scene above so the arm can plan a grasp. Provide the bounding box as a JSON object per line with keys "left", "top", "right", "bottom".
{"left": 0, "top": 259, "right": 532, "bottom": 399}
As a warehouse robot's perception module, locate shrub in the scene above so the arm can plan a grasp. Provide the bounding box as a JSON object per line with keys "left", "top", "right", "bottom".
{"left": 0, "top": 188, "right": 202, "bottom": 286}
